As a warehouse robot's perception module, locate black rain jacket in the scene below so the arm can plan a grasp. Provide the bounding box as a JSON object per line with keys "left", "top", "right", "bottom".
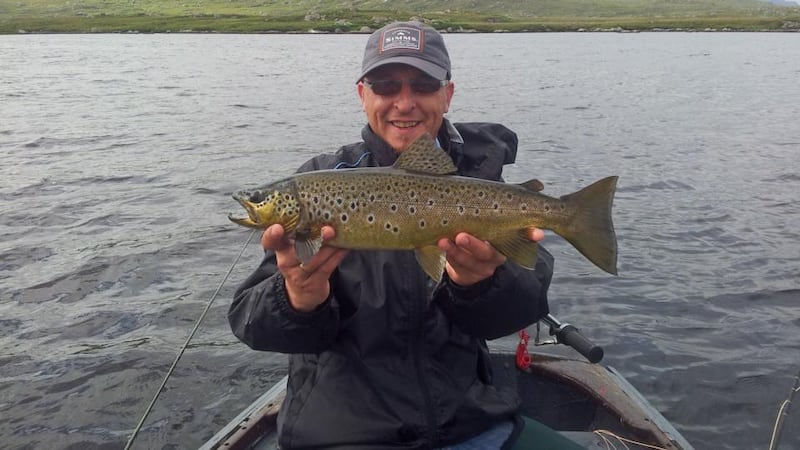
{"left": 229, "top": 120, "right": 554, "bottom": 449}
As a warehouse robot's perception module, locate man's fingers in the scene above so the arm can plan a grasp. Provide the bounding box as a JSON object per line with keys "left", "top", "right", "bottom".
{"left": 262, "top": 224, "right": 292, "bottom": 251}
{"left": 320, "top": 225, "right": 336, "bottom": 241}
{"left": 453, "top": 233, "right": 503, "bottom": 263}
{"left": 309, "top": 248, "right": 350, "bottom": 278}
{"left": 437, "top": 233, "right": 507, "bottom": 286}
{"left": 294, "top": 246, "right": 349, "bottom": 279}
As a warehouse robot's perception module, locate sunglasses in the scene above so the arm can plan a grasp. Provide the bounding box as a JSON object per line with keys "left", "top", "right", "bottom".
{"left": 362, "top": 78, "right": 449, "bottom": 96}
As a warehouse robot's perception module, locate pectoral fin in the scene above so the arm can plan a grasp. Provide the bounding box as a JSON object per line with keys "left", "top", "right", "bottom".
{"left": 294, "top": 228, "right": 322, "bottom": 264}
{"left": 489, "top": 229, "right": 539, "bottom": 270}
{"left": 414, "top": 245, "right": 446, "bottom": 283}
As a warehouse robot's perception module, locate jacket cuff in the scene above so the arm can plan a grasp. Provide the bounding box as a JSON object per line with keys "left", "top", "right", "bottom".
{"left": 274, "top": 273, "right": 331, "bottom": 325}
{"left": 444, "top": 270, "right": 496, "bottom": 300}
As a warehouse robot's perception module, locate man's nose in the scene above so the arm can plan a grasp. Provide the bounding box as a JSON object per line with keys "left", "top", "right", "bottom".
{"left": 393, "top": 83, "right": 417, "bottom": 110}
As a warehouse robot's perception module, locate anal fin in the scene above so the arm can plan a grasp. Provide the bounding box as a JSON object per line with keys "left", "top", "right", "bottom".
{"left": 490, "top": 229, "right": 539, "bottom": 270}
{"left": 414, "top": 245, "right": 446, "bottom": 283}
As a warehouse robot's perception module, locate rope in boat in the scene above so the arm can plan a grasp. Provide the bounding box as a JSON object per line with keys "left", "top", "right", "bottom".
{"left": 593, "top": 429, "right": 668, "bottom": 450}
{"left": 123, "top": 229, "right": 257, "bottom": 450}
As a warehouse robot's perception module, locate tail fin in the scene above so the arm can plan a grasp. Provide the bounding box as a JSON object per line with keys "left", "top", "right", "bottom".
{"left": 556, "top": 176, "right": 618, "bottom": 275}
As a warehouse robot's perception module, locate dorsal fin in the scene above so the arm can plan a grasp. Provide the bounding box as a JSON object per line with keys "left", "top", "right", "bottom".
{"left": 393, "top": 134, "right": 457, "bottom": 175}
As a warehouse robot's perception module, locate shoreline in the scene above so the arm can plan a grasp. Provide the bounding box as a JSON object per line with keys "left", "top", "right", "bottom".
{"left": 3, "top": 15, "right": 800, "bottom": 35}
{"left": 8, "top": 29, "right": 800, "bottom": 34}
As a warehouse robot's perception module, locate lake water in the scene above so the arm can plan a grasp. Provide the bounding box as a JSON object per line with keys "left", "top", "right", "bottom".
{"left": 1, "top": 32, "right": 798, "bottom": 450}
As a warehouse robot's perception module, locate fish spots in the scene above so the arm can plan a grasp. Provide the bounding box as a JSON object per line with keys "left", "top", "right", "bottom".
{"left": 384, "top": 221, "right": 400, "bottom": 234}
{"left": 289, "top": 171, "right": 553, "bottom": 244}
{"left": 443, "top": 187, "right": 452, "bottom": 195}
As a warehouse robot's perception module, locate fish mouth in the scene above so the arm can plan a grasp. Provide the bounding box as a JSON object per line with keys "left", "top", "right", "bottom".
{"left": 228, "top": 191, "right": 262, "bottom": 228}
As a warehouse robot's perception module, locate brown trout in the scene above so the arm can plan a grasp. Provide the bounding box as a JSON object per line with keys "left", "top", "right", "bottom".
{"left": 229, "top": 135, "right": 618, "bottom": 281}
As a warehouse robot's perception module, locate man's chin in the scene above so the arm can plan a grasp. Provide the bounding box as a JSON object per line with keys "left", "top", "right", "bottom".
{"left": 388, "top": 129, "right": 426, "bottom": 152}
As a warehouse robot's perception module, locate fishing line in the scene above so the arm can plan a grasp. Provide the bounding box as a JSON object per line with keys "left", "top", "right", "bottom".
{"left": 124, "top": 229, "right": 257, "bottom": 450}
{"left": 768, "top": 369, "right": 800, "bottom": 450}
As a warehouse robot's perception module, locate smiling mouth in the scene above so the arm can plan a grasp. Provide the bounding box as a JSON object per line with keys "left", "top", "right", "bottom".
{"left": 391, "top": 121, "right": 420, "bottom": 128}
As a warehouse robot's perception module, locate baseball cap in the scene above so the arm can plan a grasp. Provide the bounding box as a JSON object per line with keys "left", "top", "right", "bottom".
{"left": 359, "top": 21, "right": 451, "bottom": 81}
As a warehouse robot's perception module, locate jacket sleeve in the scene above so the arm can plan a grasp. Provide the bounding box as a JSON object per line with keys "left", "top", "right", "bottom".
{"left": 228, "top": 251, "right": 342, "bottom": 354}
{"left": 435, "top": 246, "right": 554, "bottom": 340}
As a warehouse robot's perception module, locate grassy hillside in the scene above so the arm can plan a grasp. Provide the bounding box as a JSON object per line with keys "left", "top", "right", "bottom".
{"left": 1, "top": 0, "right": 799, "bottom": 33}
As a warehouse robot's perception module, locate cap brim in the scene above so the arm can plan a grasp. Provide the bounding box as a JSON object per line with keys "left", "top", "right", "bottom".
{"left": 360, "top": 56, "right": 448, "bottom": 81}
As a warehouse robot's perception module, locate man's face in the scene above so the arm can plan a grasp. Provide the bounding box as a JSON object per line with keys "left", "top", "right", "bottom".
{"left": 357, "top": 64, "right": 454, "bottom": 153}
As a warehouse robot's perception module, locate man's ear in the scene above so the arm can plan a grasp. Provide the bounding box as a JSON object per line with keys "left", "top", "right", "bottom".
{"left": 443, "top": 81, "right": 454, "bottom": 113}
{"left": 357, "top": 82, "right": 367, "bottom": 110}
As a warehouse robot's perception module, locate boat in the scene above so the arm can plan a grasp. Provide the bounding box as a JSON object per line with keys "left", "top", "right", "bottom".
{"left": 201, "top": 315, "right": 694, "bottom": 450}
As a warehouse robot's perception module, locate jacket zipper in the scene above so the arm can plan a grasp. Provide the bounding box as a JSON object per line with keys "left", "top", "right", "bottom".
{"left": 408, "top": 255, "right": 438, "bottom": 446}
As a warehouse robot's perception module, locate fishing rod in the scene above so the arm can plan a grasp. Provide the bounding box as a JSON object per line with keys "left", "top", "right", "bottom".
{"left": 538, "top": 314, "right": 604, "bottom": 364}
{"left": 124, "top": 229, "right": 257, "bottom": 450}
{"left": 768, "top": 369, "right": 800, "bottom": 450}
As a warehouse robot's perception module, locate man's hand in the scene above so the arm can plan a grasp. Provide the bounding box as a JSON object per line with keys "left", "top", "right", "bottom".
{"left": 262, "top": 225, "right": 349, "bottom": 312}
{"left": 438, "top": 228, "right": 544, "bottom": 287}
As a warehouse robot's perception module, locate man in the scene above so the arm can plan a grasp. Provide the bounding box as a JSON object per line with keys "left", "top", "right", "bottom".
{"left": 229, "top": 21, "right": 584, "bottom": 449}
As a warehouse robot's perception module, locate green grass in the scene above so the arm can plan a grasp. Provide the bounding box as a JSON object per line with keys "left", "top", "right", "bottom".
{"left": 1, "top": 0, "right": 799, "bottom": 33}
